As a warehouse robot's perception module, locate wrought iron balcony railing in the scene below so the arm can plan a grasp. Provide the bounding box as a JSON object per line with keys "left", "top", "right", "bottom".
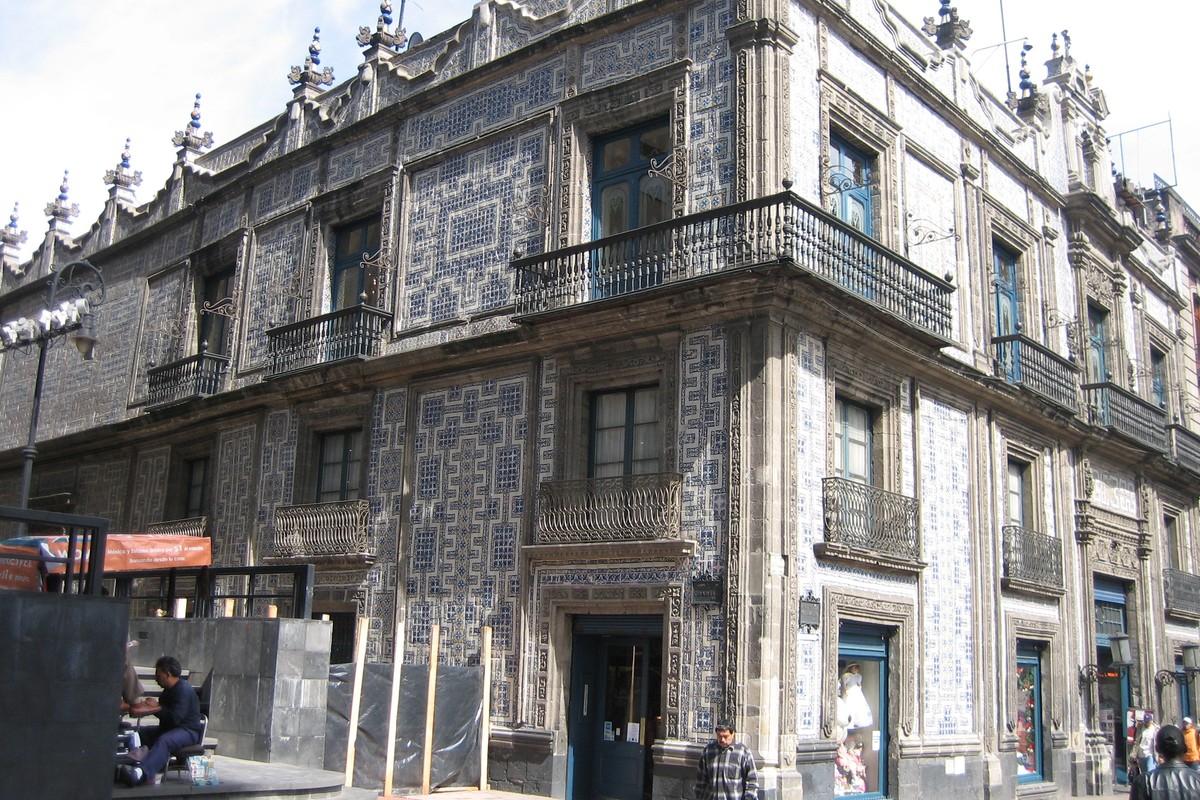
{"left": 1164, "top": 568, "right": 1200, "bottom": 619}
{"left": 991, "top": 333, "right": 1079, "bottom": 413}
{"left": 146, "top": 352, "right": 230, "bottom": 408}
{"left": 535, "top": 473, "right": 683, "bottom": 545}
{"left": 268, "top": 499, "right": 373, "bottom": 566}
{"left": 146, "top": 516, "right": 208, "bottom": 537}
{"left": 818, "top": 477, "right": 922, "bottom": 570}
{"left": 514, "top": 190, "right": 954, "bottom": 341}
{"left": 1002, "top": 525, "right": 1064, "bottom": 594}
{"left": 1169, "top": 424, "right": 1200, "bottom": 478}
{"left": 266, "top": 305, "right": 391, "bottom": 377}
{"left": 1082, "top": 381, "right": 1169, "bottom": 453}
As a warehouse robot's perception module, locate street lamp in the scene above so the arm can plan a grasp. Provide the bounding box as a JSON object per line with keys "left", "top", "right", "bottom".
{"left": 0, "top": 259, "right": 106, "bottom": 508}
{"left": 1079, "top": 633, "right": 1135, "bottom": 688}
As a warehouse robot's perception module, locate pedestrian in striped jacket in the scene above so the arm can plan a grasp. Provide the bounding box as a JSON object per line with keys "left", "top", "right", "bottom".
{"left": 695, "top": 721, "right": 758, "bottom": 800}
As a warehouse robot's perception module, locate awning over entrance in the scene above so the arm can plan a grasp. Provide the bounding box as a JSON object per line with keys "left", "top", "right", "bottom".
{"left": 0, "top": 533, "right": 211, "bottom": 590}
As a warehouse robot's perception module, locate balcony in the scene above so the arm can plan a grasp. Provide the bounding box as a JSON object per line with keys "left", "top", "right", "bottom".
{"left": 513, "top": 190, "right": 954, "bottom": 342}
{"left": 1082, "top": 381, "right": 1169, "bottom": 453}
{"left": 146, "top": 516, "right": 208, "bottom": 537}
{"left": 817, "top": 477, "right": 924, "bottom": 574}
{"left": 1169, "top": 424, "right": 1200, "bottom": 479}
{"left": 1001, "top": 525, "right": 1064, "bottom": 597}
{"left": 146, "top": 352, "right": 230, "bottom": 408}
{"left": 529, "top": 473, "right": 689, "bottom": 561}
{"left": 1164, "top": 568, "right": 1200, "bottom": 620}
{"left": 991, "top": 333, "right": 1079, "bottom": 413}
{"left": 266, "top": 499, "right": 373, "bottom": 568}
{"left": 266, "top": 305, "right": 391, "bottom": 377}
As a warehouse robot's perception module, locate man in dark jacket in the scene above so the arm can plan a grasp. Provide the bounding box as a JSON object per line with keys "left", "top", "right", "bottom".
{"left": 118, "top": 655, "right": 203, "bottom": 787}
{"left": 695, "top": 721, "right": 758, "bottom": 800}
{"left": 1129, "top": 724, "right": 1200, "bottom": 799}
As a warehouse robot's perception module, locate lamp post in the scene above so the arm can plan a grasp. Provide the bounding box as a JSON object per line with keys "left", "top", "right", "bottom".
{"left": 1154, "top": 643, "right": 1200, "bottom": 715}
{"left": 0, "top": 259, "right": 105, "bottom": 508}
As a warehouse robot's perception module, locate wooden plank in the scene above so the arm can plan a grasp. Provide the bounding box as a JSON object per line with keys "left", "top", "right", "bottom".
{"left": 479, "top": 625, "right": 492, "bottom": 791}
{"left": 383, "top": 619, "right": 405, "bottom": 797}
{"left": 421, "top": 623, "right": 440, "bottom": 795}
{"left": 344, "top": 616, "right": 371, "bottom": 788}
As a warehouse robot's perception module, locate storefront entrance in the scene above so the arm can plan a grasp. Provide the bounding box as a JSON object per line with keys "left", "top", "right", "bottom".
{"left": 837, "top": 622, "right": 889, "bottom": 798}
{"left": 567, "top": 615, "right": 663, "bottom": 800}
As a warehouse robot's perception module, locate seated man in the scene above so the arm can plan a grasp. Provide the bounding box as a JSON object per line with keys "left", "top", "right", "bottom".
{"left": 118, "top": 656, "right": 203, "bottom": 787}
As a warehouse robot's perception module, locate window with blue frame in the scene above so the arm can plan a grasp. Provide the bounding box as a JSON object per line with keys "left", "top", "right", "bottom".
{"left": 1094, "top": 577, "right": 1132, "bottom": 785}
{"left": 588, "top": 386, "right": 660, "bottom": 478}
{"left": 827, "top": 135, "right": 874, "bottom": 236}
{"left": 1086, "top": 304, "right": 1110, "bottom": 383}
{"left": 836, "top": 622, "right": 889, "bottom": 798}
{"left": 1015, "top": 641, "right": 1046, "bottom": 782}
{"left": 316, "top": 429, "right": 362, "bottom": 503}
{"left": 331, "top": 216, "right": 381, "bottom": 310}
{"left": 590, "top": 121, "right": 671, "bottom": 297}
{"left": 993, "top": 242, "right": 1022, "bottom": 382}
{"left": 834, "top": 397, "right": 874, "bottom": 486}
{"left": 1149, "top": 346, "right": 1167, "bottom": 409}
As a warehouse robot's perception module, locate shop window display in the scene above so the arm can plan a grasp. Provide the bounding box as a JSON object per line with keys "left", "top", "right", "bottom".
{"left": 1015, "top": 649, "right": 1043, "bottom": 781}
{"left": 834, "top": 657, "right": 885, "bottom": 797}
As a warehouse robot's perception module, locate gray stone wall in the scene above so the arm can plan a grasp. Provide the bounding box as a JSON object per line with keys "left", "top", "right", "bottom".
{"left": 0, "top": 592, "right": 128, "bottom": 800}
{"left": 128, "top": 616, "right": 331, "bottom": 765}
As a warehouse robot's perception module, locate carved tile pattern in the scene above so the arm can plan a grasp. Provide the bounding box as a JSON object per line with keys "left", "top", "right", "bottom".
{"left": 130, "top": 264, "right": 190, "bottom": 405}
{"left": 679, "top": 326, "right": 728, "bottom": 573}
{"left": 794, "top": 330, "right": 828, "bottom": 736}
{"left": 688, "top": 1, "right": 736, "bottom": 211}
{"left": 212, "top": 422, "right": 259, "bottom": 567}
{"left": 402, "top": 373, "right": 529, "bottom": 719}
{"left": 253, "top": 162, "right": 318, "bottom": 220}
{"left": 128, "top": 446, "right": 170, "bottom": 531}
{"left": 365, "top": 387, "right": 407, "bottom": 657}
{"left": 919, "top": 396, "right": 974, "bottom": 734}
{"left": 201, "top": 196, "right": 245, "bottom": 247}
{"left": 77, "top": 459, "right": 129, "bottom": 524}
{"left": 402, "top": 129, "right": 547, "bottom": 329}
{"left": 402, "top": 61, "right": 564, "bottom": 161}
{"left": 579, "top": 19, "right": 675, "bottom": 93}
{"left": 243, "top": 216, "right": 308, "bottom": 371}
{"left": 537, "top": 357, "right": 558, "bottom": 483}
{"left": 328, "top": 132, "right": 392, "bottom": 190}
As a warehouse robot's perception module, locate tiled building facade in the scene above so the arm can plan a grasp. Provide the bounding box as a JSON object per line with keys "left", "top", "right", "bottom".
{"left": 3, "top": 1, "right": 1200, "bottom": 798}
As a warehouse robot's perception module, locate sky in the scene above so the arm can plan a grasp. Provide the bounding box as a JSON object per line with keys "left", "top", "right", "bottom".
{"left": 0, "top": 1, "right": 1192, "bottom": 262}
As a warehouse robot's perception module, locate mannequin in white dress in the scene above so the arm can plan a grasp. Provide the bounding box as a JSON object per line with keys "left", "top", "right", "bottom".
{"left": 840, "top": 663, "right": 873, "bottom": 729}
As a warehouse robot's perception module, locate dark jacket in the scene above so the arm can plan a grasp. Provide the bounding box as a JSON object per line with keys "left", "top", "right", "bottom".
{"left": 156, "top": 678, "right": 203, "bottom": 735}
{"left": 1129, "top": 759, "right": 1200, "bottom": 800}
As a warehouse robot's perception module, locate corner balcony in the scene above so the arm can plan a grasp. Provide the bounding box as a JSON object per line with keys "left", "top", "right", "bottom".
{"left": 1169, "top": 424, "right": 1200, "bottom": 479}
{"left": 527, "top": 473, "right": 690, "bottom": 562}
{"left": 513, "top": 190, "right": 954, "bottom": 343}
{"left": 817, "top": 477, "right": 924, "bottom": 575}
{"left": 146, "top": 516, "right": 208, "bottom": 537}
{"left": 266, "top": 499, "right": 373, "bottom": 568}
{"left": 146, "top": 352, "right": 230, "bottom": 409}
{"left": 1164, "top": 568, "right": 1200, "bottom": 620}
{"left": 1001, "top": 525, "right": 1064, "bottom": 597}
{"left": 991, "top": 333, "right": 1079, "bottom": 414}
{"left": 1082, "top": 381, "right": 1169, "bottom": 453}
{"left": 266, "top": 305, "right": 391, "bottom": 378}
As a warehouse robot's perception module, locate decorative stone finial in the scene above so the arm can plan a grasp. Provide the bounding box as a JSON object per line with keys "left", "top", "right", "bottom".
{"left": 171, "top": 93, "right": 215, "bottom": 152}
{"left": 104, "top": 138, "right": 144, "bottom": 195}
{"left": 289, "top": 27, "right": 335, "bottom": 88}
{"left": 357, "top": 1, "right": 407, "bottom": 50}
{"left": 44, "top": 170, "right": 80, "bottom": 225}
{"left": 922, "top": 0, "right": 972, "bottom": 51}
{"left": 3, "top": 204, "right": 27, "bottom": 248}
{"left": 1, "top": 202, "right": 28, "bottom": 275}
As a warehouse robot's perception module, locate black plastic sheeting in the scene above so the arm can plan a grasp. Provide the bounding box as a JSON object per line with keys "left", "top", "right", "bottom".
{"left": 325, "top": 662, "right": 483, "bottom": 791}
